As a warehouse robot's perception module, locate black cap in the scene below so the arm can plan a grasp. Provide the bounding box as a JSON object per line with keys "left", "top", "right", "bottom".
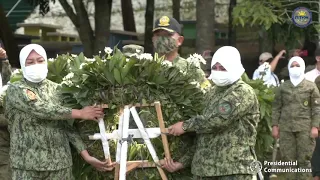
{"left": 153, "top": 16, "right": 181, "bottom": 34}
{"left": 315, "top": 48, "right": 320, "bottom": 56}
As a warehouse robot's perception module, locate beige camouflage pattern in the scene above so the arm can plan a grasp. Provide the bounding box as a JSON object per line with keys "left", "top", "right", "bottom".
{"left": 12, "top": 167, "right": 73, "bottom": 180}
{"left": 122, "top": 44, "right": 144, "bottom": 57}
{"left": 272, "top": 79, "right": 320, "bottom": 131}
{"left": 279, "top": 131, "right": 314, "bottom": 179}
{"left": 5, "top": 79, "right": 86, "bottom": 171}
{"left": 153, "top": 36, "right": 178, "bottom": 55}
{"left": 272, "top": 79, "right": 320, "bottom": 180}
{"left": 182, "top": 80, "right": 260, "bottom": 177}
{"left": 0, "top": 60, "right": 12, "bottom": 180}
{"left": 173, "top": 56, "right": 207, "bottom": 84}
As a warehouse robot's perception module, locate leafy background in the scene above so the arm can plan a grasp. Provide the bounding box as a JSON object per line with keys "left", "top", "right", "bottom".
{"left": 10, "top": 48, "right": 275, "bottom": 179}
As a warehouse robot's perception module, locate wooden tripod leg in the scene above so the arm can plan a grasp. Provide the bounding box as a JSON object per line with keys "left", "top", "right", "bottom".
{"left": 156, "top": 166, "right": 168, "bottom": 180}
{"left": 114, "top": 164, "right": 120, "bottom": 180}
{"left": 154, "top": 101, "right": 171, "bottom": 159}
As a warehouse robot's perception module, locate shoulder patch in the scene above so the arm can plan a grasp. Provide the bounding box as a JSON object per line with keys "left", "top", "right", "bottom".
{"left": 26, "top": 89, "right": 37, "bottom": 100}
{"left": 218, "top": 101, "right": 232, "bottom": 115}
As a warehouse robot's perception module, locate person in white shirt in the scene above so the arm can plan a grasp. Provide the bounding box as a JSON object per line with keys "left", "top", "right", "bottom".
{"left": 305, "top": 49, "right": 320, "bottom": 82}
{"left": 252, "top": 50, "right": 285, "bottom": 87}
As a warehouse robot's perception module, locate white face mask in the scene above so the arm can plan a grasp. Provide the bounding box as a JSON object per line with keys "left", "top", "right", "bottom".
{"left": 210, "top": 71, "right": 233, "bottom": 86}
{"left": 289, "top": 67, "right": 301, "bottom": 78}
{"left": 24, "top": 64, "right": 48, "bottom": 83}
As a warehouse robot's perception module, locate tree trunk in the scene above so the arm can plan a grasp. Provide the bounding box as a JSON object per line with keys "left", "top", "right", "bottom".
{"left": 121, "top": 0, "right": 136, "bottom": 32}
{"left": 144, "top": 0, "right": 154, "bottom": 53}
{"left": 94, "top": 0, "right": 112, "bottom": 54}
{"left": 196, "top": 0, "right": 215, "bottom": 70}
{"left": 228, "top": 0, "right": 236, "bottom": 47}
{"left": 172, "top": 0, "right": 180, "bottom": 22}
{"left": 0, "top": 4, "right": 20, "bottom": 68}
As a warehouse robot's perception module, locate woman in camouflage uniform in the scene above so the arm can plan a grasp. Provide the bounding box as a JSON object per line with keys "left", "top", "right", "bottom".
{"left": 272, "top": 56, "right": 320, "bottom": 180}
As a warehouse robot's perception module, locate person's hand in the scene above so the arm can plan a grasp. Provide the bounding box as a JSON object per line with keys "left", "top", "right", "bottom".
{"left": 0, "top": 48, "right": 7, "bottom": 59}
{"left": 79, "top": 106, "right": 104, "bottom": 121}
{"left": 85, "top": 156, "right": 116, "bottom": 171}
{"left": 272, "top": 126, "right": 279, "bottom": 139}
{"left": 293, "top": 49, "right": 301, "bottom": 57}
{"left": 278, "top": 50, "right": 286, "bottom": 57}
{"left": 311, "top": 127, "right": 318, "bottom": 138}
{"left": 168, "top": 122, "right": 185, "bottom": 136}
{"left": 161, "top": 158, "right": 183, "bottom": 172}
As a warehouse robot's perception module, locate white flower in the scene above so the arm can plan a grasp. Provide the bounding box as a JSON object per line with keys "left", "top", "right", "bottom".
{"left": 79, "top": 63, "right": 87, "bottom": 69}
{"left": 67, "top": 58, "right": 71, "bottom": 64}
{"left": 186, "top": 55, "right": 201, "bottom": 68}
{"left": 162, "top": 61, "right": 173, "bottom": 67}
{"left": 190, "top": 81, "right": 200, "bottom": 88}
{"left": 104, "top": 47, "right": 113, "bottom": 54}
{"left": 126, "top": 58, "right": 130, "bottom": 62}
{"left": 101, "top": 59, "right": 107, "bottom": 62}
{"left": 99, "top": 51, "right": 101, "bottom": 54}
{"left": 139, "top": 53, "right": 153, "bottom": 61}
{"left": 65, "top": 72, "right": 74, "bottom": 79}
{"left": 61, "top": 80, "right": 73, "bottom": 86}
{"left": 12, "top": 69, "right": 21, "bottom": 75}
{"left": 71, "top": 54, "right": 77, "bottom": 58}
{"left": 192, "top": 53, "right": 206, "bottom": 64}
{"left": 48, "top": 58, "right": 55, "bottom": 62}
{"left": 85, "top": 58, "right": 95, "bottom": 62}
{"left": 136, "top": 49, "right": 142, "bottom": 53}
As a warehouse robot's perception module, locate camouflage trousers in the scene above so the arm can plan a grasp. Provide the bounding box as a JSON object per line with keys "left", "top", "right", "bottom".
{"left": 193, "top": 174, "right": 257, "bottom": 180}
{"left": 0, "top": 164, "right": 11, "bottom": 180}
{"left": 12, "top": 167, "right": 74, "bottom": 180}
{"left": 279, "top": 131, "right": 314, "bottom": 180}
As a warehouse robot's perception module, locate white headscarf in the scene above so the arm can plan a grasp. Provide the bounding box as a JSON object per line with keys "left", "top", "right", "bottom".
{"left": 208, "top": 46, "right": 245, "bottom": 86}
{"left": 19, "top": 44, "right": 48, "bottom": 83}
{"left": 288, "top": 56, "right": 305, "bottom": 86}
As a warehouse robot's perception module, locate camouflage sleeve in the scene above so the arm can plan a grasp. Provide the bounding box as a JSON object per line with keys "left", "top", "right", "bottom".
{"left": 55, "top": 85, "right": 87, "bottom": 153}
{"left": 0, "top": 86, "right": 7, "bottom": 126}
{"left": 311, "top": 83, "right": 320, "bottom": 128}
{"left": 64, "top": 123, "right": 87, "bottom": 153}
{"left": 272, "top": 87, "right": 282, "bottom": 126}
{"left": 183, "top": 86, "right": 256, "bottom": 131}
{"left": 2, "top": 60, "right": 12, "bottom": 85}
{"left": 177, "top": 132, "right": 196, "bottom": 167}
{"left": 6, "top": 84, "right": 72, "bottom": 120}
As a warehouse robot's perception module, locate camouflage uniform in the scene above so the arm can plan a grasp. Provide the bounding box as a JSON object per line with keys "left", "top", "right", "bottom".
{"left": 4, "top": 78, "right": 86, "bottom": 180}
{"left": 272, "top": 79, "right": 320, "bottom": 180}
{"left": 0, "top": 60, "right": 12, "bottom": 180}
{"left": 181, "top": 80, "right": 260, "bottom": 178}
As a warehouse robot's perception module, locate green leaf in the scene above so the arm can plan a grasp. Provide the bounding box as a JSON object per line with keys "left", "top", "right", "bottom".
{"left": 113, "top": 68, "right": 122, "bottom": 84}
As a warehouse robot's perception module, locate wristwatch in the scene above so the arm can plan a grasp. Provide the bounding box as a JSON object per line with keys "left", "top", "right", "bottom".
{"left": 181, "top": 122, "right": 187, "bottom": 131}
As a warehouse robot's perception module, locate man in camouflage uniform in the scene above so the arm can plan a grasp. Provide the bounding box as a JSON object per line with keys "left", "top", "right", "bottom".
{"left": 152, "top": 16, "right": 208, "bottom": 85}
{"left": 272, "top": 56, "right": 320, "bottom": 180}
{"left": 163, "top": 46, "right": 260, "bottom": 180}
{"left": 5, "top": 44, "right": 115, "bottom": 180}
{"left": 0, "top": 47, "right": 12, "bottom": 180}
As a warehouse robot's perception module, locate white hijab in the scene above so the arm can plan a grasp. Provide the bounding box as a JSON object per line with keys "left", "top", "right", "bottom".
{"left": 19, "top": 44, "right": 48, "bottom": 82}
{"left": 288, "top": 56, "right": 305, "bottom": 86}
{"left": 208, "top": 46, "right": 245, "bottom": 86}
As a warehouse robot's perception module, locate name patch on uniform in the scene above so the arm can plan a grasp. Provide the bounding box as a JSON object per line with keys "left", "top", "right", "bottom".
{"left": 304, "top": 100, "right": 309, "bottom": 106}
{"left": 26, "top": 89, "right": 36, "bottom": 100}
{"left": 218, "top": 101, "right": 232, "bottom": 115}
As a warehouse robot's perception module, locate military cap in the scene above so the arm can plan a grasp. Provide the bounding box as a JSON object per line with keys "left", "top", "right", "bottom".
{"left": 122, "top": 44, "right": 144, "bottom": 57}
{"left": 153, "top": 16, "right": 181, "bottom": 34}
